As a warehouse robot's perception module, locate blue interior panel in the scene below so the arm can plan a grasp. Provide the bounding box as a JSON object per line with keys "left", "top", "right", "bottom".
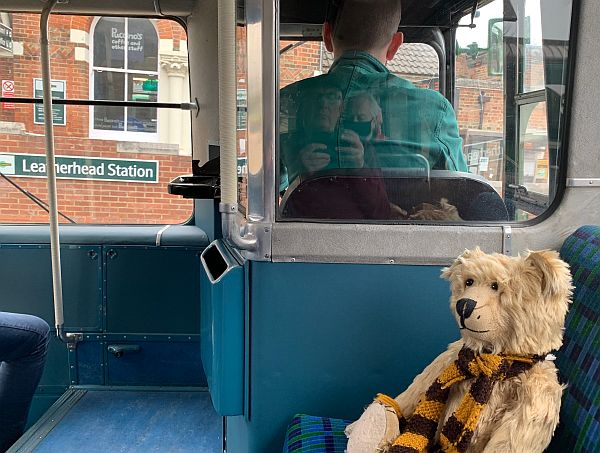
{"left": 75, "top": 339, "right": 105, "bottom": 385}
{"left": 39, "top": 335, "right": 71, "bottom": 387}
{"left": 200, "top": 241, "right": 245, "bottom": 416}
{"left": 105, "top": 246, "right": 202, "bottom": 334}
{"left": 105, "top": 337, "right": 206, "bottom": 386}
{"left": 227, "top": 261, "right": 459, "bottom": 452}
{"left": 0, "top": 244, "right": 102, "bottom": 330}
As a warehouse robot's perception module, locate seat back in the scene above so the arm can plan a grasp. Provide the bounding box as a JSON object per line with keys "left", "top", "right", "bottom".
{"left": 548, "top": 226, "right": 600, "bottom": 452}
{"left": 280, "top": 169, "right": 508, "bottom": 221}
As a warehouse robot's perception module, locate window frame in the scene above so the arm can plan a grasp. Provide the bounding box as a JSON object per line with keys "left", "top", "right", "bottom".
{"left": 88, "top": 16, "right": 161, "bottom": 142}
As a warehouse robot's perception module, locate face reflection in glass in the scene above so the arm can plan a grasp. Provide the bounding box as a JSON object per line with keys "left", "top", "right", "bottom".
{"left": 303, "top": 87, "right": 343, "bottom": 133}
{"left": 345, "top": 93, "right": 382, "bottom": 140}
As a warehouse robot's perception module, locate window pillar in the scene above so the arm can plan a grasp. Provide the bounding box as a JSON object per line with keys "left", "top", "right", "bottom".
{"left": 160, "top": 55, "right": 189, "bottom": 152}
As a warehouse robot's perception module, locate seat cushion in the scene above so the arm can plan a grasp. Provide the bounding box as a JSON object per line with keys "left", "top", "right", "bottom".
{"left": 548, "top": 226, "right": 600, "bottom": 452}
{"left": 282, "top": 414, "right": 351, "bottom": 453}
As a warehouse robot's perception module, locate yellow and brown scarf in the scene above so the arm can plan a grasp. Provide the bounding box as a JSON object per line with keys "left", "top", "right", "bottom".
{"left": 377, "top": 346, "right": 544, "bottom": 453}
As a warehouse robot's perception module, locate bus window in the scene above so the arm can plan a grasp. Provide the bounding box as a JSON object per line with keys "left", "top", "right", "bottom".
{"left": 0, "top": 13, "right": 192, "bottom": 224}
{"left": 457, "top": 0, "right": 573, "bottom": 221}
{"left": 276, "top": 0, "right": 574, "bottom": 223}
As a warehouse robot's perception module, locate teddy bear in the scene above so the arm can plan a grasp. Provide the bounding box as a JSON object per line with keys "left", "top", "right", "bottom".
{"left": 345, "top": 248, "right": 573, "bottom": 453}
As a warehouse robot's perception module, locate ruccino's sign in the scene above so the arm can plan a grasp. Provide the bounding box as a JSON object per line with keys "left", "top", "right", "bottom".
{"left": 0, "top": 153, "right": 159, "bottom": 183}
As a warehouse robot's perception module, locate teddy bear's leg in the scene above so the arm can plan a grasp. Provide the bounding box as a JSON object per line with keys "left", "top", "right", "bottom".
{"left": 346, "top": 402, "right": 400, "bottom": 453}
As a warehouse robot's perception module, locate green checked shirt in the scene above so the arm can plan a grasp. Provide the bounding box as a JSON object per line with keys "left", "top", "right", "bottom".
{"left": 279, "top": 51, "right": 468, "bottom": 190}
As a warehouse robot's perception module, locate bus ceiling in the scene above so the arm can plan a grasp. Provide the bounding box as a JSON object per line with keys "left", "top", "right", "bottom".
{"left": 3, "top": 0, "right": 487, "bottom": 29}
{"left": 279, "top": 0, "right": 487, "bottom": 27}
{"left": 279, "top": 0, "right": 488, "bottom": 42}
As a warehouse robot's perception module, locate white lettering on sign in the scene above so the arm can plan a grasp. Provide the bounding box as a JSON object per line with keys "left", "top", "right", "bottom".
{"left": 111, "top": 27, "right": 144, "bottom": 52}
{"left": 107, "top": 163, "right": 153, "bottom": 179}
{"left": 22, "top": 160, "right": 110, "bottom": 176}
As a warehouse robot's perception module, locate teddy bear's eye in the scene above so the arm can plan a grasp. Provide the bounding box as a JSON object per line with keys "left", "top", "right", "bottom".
{"left": 465, "top": 279, "right": 474, "bottom": 287}
{"left": 491, "top": 282, "right": 499, "bottom": 291}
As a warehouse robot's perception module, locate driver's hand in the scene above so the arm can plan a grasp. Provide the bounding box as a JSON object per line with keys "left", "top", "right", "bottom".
{"left": 300, "top": 143, "right": 331, "bottom": 172}
{"left": 338, "top": 130, "right": 365, "bottom": 168}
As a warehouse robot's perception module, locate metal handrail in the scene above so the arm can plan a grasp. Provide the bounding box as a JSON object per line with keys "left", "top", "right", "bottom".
{"left": 40, "top": 0, "right": 72, "bottom": 343}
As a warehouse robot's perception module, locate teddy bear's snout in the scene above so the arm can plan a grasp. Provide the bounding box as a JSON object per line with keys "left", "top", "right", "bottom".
{"left": 456, "top": 298, "right": 477, "bottom": 320}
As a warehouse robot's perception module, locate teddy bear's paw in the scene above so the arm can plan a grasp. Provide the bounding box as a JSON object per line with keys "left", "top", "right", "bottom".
{"left": 346, "top": 402, "right": 399, "bottom": 453}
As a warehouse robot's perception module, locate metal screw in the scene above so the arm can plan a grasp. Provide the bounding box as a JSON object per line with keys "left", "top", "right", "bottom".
{"left": 264, "top": 254, "right": 270, "bottom": 259}
{"left": 290, "top": 258, "right": 296, "bottom": 262}
{"left": 264, "top": 227, "right": 270, "bottom": 233}
{"left": 389, "top": 259, "right": 395, "bottom": 264}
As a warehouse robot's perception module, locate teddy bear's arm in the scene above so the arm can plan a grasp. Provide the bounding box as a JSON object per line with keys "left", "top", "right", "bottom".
{"left": 393, "top": 340, "right": 463, "bottom": 415}
{"left": 482, "top": 363, "right": 563, "bottom": 453}
{"left": 345, "top": 340, "right": 463, "bottom": 453}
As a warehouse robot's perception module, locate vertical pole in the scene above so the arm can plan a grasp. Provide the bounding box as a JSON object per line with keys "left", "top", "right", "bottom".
{"left": 40, "top": 0, "right": 67, "bottom": 341}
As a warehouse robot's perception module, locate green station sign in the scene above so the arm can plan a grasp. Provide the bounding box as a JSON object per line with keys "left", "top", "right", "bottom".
{"left": 0, "top": 153, "right": 159, "bottom": 183}
{"left": 33, "top": 79, "right": 66, "bottom": 126}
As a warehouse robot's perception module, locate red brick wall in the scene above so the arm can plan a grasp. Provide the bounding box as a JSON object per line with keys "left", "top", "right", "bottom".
{"left": 280, "top": 41, "right": 322, "bottom": 88}
{"left": 0, "top": 129, "right": 191, "bottom": 224}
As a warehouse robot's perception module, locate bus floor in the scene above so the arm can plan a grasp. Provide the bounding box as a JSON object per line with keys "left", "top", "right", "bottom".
{"left": 8, "top": 387, "right": 222, "bottom": 452}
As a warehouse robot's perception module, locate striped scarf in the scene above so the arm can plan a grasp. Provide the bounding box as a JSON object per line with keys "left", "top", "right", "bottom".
{"left": 378, "top": 346, "right": 544, "bottom": 453}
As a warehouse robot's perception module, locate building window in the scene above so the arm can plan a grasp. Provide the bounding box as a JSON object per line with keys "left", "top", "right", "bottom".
{"left": 91, "top": 17, "right": 159, "bottom": 140}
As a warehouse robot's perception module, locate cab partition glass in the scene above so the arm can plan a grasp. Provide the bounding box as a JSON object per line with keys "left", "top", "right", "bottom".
{"left": 276, "top": 0, "right": 574, "bottom": 223}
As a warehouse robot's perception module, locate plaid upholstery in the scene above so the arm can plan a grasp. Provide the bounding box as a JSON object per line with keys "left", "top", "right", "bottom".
{"left": 548, "top": 226, "right": 600, "bottom": 453}
{"left": 283, "top": 414, "right": 351, "bottom": 453}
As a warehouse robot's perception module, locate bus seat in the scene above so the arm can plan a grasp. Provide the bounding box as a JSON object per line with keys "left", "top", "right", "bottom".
{"left": 280, "top": 169, "right": 508, "bottom": 221}
{"left": 547, "top": 225, "right": 600, "bottom": 452}
{"left": 282, "top": 414, "right": 351, "bottom": 453}
{"left": 280, "top": 168, "right": 392, "bottom": 220}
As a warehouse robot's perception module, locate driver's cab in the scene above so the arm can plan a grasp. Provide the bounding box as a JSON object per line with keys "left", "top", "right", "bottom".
{"left": 234, "top": 0, "right": 570, "bottom": 225}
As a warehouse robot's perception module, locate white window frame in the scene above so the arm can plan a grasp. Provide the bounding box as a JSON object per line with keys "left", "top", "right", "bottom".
{"left": 89, "top": 17, "right": 160, "bottom": 142}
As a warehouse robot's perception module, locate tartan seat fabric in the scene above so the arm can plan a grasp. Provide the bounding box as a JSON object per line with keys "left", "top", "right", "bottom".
{"left": 547, "top": 225, "right": 600, "bottom": 453}
{"left": 282, "top": 414, "right": 351, "bottom": 453}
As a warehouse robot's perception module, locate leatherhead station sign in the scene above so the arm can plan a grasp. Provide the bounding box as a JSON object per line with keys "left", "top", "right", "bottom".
{"left": 0, "top": 153, "right": 159, "bottom": 183}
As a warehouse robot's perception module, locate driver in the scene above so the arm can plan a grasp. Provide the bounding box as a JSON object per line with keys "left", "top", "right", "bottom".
{"left": 280, "top": 0, "right": 468, "bottom": 190}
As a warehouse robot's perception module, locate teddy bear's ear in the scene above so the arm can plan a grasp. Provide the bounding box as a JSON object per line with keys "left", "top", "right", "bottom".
{"left": 522, "top": 250, "right": 573, "bottom": 299}
{"left": 441, "top": 247, "right": 484, "bottom": 280}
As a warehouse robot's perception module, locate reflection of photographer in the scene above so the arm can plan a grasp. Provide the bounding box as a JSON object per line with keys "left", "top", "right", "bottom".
{"left": 344, "top": 91, "right": 383, "bottom": 142}
{"left": 283, "top": 84, "right": 366, "bottom": 182}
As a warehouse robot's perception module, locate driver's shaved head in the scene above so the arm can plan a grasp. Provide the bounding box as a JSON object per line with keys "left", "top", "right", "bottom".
{"left": 327, "top": 0, "right": 402, "bottom": 52}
